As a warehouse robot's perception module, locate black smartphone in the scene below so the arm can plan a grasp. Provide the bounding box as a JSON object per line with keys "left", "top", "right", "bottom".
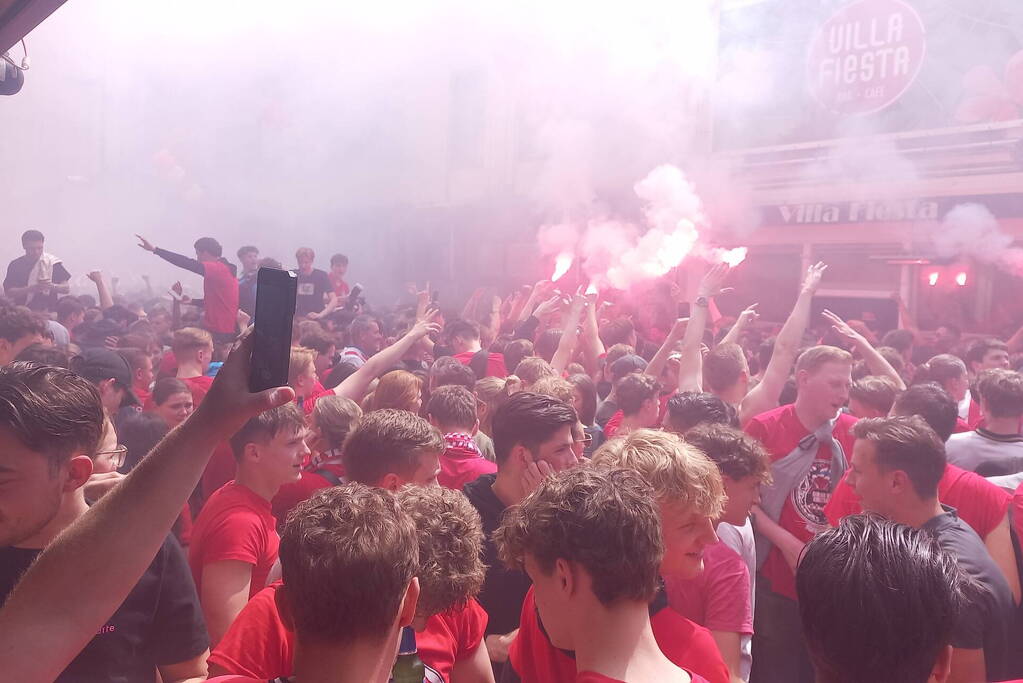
{"left": 431, "top": 290, "right": 440, "bottom": 304}
{"left": 344, "top": 283, "right": 364, "bottom": 310}
{"left": 250, "top": 267, "right": 297, "bottom": 393}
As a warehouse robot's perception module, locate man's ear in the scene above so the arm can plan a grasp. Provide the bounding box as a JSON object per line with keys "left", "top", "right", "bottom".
{"left": 553, "top": 558, "right": 576, "bottom": 597}
{"left": 66, "top": 455, "right": 95, "bottom": 492}
{"left": 397, "top": 577, "right": 421, "bottom": 629}
{"left": 510, "top": 443, "right": 532, "bottom": 467}
{"left": 471, "top": 418, "right": 480, "bottom": 437}
{"left": 378, "top": 472, "right": 404, "bottom": 492}
{"left": 890, "top": 470, "right": 911, "bottom": 496}
{"left": 242, "top": 441, "right": 260, "bottom": 465}
{"left": 274, "top": 585, "right": 296, "bottom": 632}
{"left": 427, "top": 415, "right": 439, "bottom": 428}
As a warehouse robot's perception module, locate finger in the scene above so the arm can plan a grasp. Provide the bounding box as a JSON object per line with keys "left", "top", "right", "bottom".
{"left": 720, "top": 287, "right": 735, "bottom": 295}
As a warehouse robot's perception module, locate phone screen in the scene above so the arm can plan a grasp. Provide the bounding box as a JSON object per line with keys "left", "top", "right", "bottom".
{"left": 250, "top": 268, "right": 298, "bottom": 392}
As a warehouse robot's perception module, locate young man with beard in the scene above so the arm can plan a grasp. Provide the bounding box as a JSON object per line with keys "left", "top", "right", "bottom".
{"left": 188, "top": 403, "right": 309, "bottom": 644}
{"left": 846, "top": 416, "right": 1015, "bottom": 683}
{"left": 504, "top": 429, "right": 730, "bottom": 683}
{"left": 0, "top": 362, "right": 209, "bottom": 682}
{"left": 743, "top": 345, "right": 856, "bottom": 683}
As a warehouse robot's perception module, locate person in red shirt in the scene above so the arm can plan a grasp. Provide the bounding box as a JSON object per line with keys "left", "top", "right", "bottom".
{"left": 117, "top": 347, "right": 155, "bottom": 408}
{"left": 495, "top": 466, "right": 711, "bottom": 683}
{"left": 427, "top": 384, "right": 497, "bottom": 490}
{"left": 136, "top": 234, "right": 239, "bottom": 343}
{"left": 271, "top": 395, "right": 362, "bottom": 523}
{"left": 506, "top": 429, "right": 729, "bottom": 683}
{"left": 447, "top": 319, "right": 508, "bottom": 379}
{"left": 673, "top": 422, "right": 773, "bottom": 682}
{"left": 171, "top": 327, "right": 215, "bottom": 406}
{"left": 209, "top": 474, "right": 493, "bottom": 682}
{"left": 797, "top": 514, "right": 967, "bottom": 683}
{"left": 207, "top": 484, "right": 422, "bottom": 683}
{"left": 743, "top": 345, "right": 856, "bottom": 683}
{"left": 604, "top": 373, "right": 661, "bottom": 439}
{"left": 188, "top": 403, "right": 309, "bottom": 645}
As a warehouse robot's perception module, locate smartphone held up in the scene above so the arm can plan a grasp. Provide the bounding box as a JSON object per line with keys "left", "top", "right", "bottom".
{"left": 249, "top": 267, "right": 297, "bottom": 393}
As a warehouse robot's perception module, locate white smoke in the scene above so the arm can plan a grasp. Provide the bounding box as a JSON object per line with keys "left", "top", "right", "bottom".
{"left": 933, "top": 203, "right": 1023, "bottom": 273}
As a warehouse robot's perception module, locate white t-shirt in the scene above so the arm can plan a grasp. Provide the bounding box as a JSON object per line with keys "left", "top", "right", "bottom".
{"left": 717, "top": 518, "right": 756, "bottom": 682}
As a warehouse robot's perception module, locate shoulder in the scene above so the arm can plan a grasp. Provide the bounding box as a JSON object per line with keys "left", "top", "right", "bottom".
{"left": 746, "top": 403, "right": 793, "bottom": 430}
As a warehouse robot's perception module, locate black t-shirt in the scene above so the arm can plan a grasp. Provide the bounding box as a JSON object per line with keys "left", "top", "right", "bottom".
{"left": 922, "top": 507, "right": 1014, "bottom": 680}
{"left": 463, "top": 473, "right": 532, "bottom": 636}
{"left": 3, "top": 254, "right": 71, "bottom": 311}
{"left": 0, "top": 535, "right": 209, "bottom": 682}
{"left": 295, "top": 268, "right": 332, "bottom": 316}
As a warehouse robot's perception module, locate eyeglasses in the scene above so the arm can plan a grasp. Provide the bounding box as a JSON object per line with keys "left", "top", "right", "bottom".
{"left": 95, "top": 445, "right": 127, "bottom": 469}
{"left": 574, "top": 434, "right": 593, "bottom": 445}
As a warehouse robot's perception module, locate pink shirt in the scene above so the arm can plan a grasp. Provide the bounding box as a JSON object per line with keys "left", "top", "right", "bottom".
{"left": 664, "top": 540, "right": 754, "bottom": 635}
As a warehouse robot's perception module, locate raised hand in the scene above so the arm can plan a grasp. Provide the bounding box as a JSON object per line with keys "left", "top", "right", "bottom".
{"left": 801, "top": 262, "right": 828, "bottom": 294}
{"left": 737, "top": 303, "right": 761, "bottom": 326}
{"left": 698, "top": 263, "right": 734, "bottom": 298}
{"left": 86, "top": 270, "right": 103, "bottom": 283}
{"left": 135, "top": 234, "right": 156, "bottom": 252}
{"left": 822, "top": 309, "right": 861, "bottom": 343}
{"left": 533, "top": 294, "right": 564, "bottom": 319}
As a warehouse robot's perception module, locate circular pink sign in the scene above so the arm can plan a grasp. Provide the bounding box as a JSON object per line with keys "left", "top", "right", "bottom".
{"left": 807, "top": 0, "right": 927, "bottom": 115}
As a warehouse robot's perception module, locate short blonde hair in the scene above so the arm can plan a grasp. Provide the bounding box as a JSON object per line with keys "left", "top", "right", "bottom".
{"left": 515, "top": 357, "right": 557, "bottom": 387}
{"left": 795, "top": 345, "right": 853, "bottom": 376}
{"left": 171, "top": 327, "right": 213, "bottom": 354}
{"left": 592, "top": 428, "right": 724, "bottom": 518}
{"left": 289, "top": 346, "right": 317, "bottom": 386}
{"left": 529, "top": 375, "right": 575, "bottom": 404}
{"left": 296, "top": 247, "right": 315, "bottom": 260}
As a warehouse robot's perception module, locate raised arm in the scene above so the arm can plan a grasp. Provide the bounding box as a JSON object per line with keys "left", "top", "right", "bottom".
{"left": 86, "top": 270, "right": 115, "bottom": 310}
{"left": 822, "top": 309, "right": 906, "bottom": 390}
{"left": 0, "top": 333, "right": 292, "bottom": 682}
{"left": 551, "top": 293, "right": 586, "bottom": 374}
{"left": 720, "top": 303, "right": 759, "bottom": 347}
{"left": 739, "top": 262, "right": 826, "bottom": 426}
{"left": 333, "top": 315, "right": 442, "bottom": 402}
{"left": 577, "top": 290, "right": 606, "bottom": 376}
{"left": 646, "top": 317, "right": 688, "bottom": 382}
{"left": 677, "top": 263, "right": 733, "bottom": 393}
{"left": 137, "top": 234, "right": 205, "bottom": 277}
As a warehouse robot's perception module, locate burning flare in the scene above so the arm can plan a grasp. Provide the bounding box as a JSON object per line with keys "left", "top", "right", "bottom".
{"left": 719, "top": 247, "right": 748, "bottom": 267}
{"left": 585, "top": 282, "right": 598, "bottom": 295}
{"left": 552, "top": 253, "right": 574, "bottom": 282}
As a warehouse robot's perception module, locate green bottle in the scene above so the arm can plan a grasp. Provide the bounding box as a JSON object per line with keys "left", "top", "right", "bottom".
{"left": 390, "top": 626, "right": 425, "bottom": 683}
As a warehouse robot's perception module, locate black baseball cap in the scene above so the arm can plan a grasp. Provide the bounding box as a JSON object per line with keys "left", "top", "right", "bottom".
{"left": 71, "top": 347, "right": 140, "bottom": 407}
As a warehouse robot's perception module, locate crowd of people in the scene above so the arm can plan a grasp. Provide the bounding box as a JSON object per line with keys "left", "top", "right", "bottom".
{"left": 1, "top": 227, "right": 1023, "bottom": 683}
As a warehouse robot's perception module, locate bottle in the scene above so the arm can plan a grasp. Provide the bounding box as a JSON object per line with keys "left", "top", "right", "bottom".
{"left": 390, "top": 626, "right": 425, "bottom": 683}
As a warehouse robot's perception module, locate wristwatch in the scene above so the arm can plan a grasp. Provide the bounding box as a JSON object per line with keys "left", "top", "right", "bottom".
{"left": 693, "top": 296, "right": 709, "bottom": 308}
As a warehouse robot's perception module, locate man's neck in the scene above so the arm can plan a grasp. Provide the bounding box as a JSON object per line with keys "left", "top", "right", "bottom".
{"left": 572, "top": 599, "right": 681, "bottom": 681}
{"left": 457, "top": 341, "right": 482, "bottom": 355}
{"left": 235, "top": 468, "right": 281, "bottom": 503}
{"left": 291, "top": 633, "right": 398, "bottom": 683}
{"left": 716, "top": 382, "right": 746, "bottom": 407}
{"left": 15, "top": 491, "right": 89, "bottom": 550}
{"left": 794, "top": 399, "right": 833, "bottom": 433}
{"left": 300, "top": 266, "right": 313, "bottom": 276}
{"left": 176, "top": 358, "right": 205, "bottom": 379}
{"left": 982, "top": 416, "right": 1021, "bottom": 436}
{"left": 893, "top": 498, "right": 946, "bottom": 530}
{"left": 440, "top": 427, "right": 472, "bottom": 438}
{"left": 492, "top": 470, "right": 527, "bottom": 508}
{"left": 618, "top": 415, "right": 648, "bottom": 435}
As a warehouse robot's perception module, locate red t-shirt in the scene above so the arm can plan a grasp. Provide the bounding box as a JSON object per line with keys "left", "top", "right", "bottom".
{"left": 298, "top": 388, "right": 334, "bottom": 416}
{"left": 1014, "top": 481, "right": 1023, "bottom": 544}
{"left": 438, "top": 433, "right": 497, "bottom": 491}
{"left": 181, "top": 374, "right": 215, "bottom": 407}
{"left": 577, "top": 672, "right": 708, "bottom": 683}
{"left": 664, "top": 540, "right": 753, "bottom": 635}
{"left": 189, "top": 481, "right": 280, "bottom": 600}
{"left": 744, "top": 405, "right": 857, "bottom": 600}
{"left": 825, "top": 463, "right": 1011, "bottom": 540}
{"left": 201, "top": 259, "right": 240, "bottom": 335}
{"left": 604, "top": 394, "right": 671, "bottom": 440}
{"left": 329, "top": 273, "right": 350, "bottom": 298}
{"left": 509, "top": 587, "right": 729, "bottom": 683}
{"left": 271, "top": 464, "right": 346, "bottom": 523}
{"left": 201, "top": 442, "right": 238, "bottom": 504}
{"left": 209, "top": 582, "right": 488, "bottom": 680}
{"left": 453, "top": 350, "right": 508, "bottom": 378}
